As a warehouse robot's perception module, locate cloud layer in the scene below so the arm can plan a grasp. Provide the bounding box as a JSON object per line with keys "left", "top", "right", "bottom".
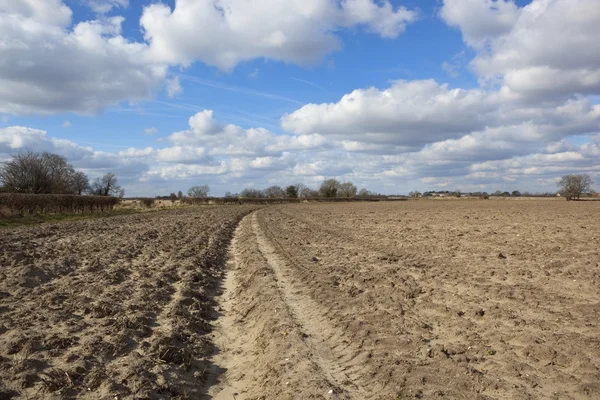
{"left": 0, "top": 0, "right": 598, "bottom": 195}
{"left": 0, "top": 0, "right": 416, "bottom": 115}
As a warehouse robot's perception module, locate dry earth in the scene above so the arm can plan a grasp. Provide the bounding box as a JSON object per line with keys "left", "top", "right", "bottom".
{"left": 209, "top": 200, "right": 600, "bottom": 399}
{"left": 1, "top": 200, "right": 600, "bottom": 399}
{"left": 0, "top": 206, "right": 257, "bottom": 399}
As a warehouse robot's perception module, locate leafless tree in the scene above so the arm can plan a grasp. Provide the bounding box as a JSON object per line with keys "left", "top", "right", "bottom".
{"left": 358, "top": 188, "right": 372, "bottom": 197}
{"left": 299, "top": 186, "right": 318, "bottom": 198}
{"left": 188, "top": 185, "right": 210, "bottom": 198}
{"left": 557, "top": 174, "right": 593, "bottom": 200}
{"left": 240, "top": 188, "right": 264, "bottom": 198}
{"left": 71, "top": 171, "right": 89, "bottom": 195}
{"left": 89, "top": 173, "right": 125, "bottom": 197}
{"left": 264, "top": 185, "right": 285, "bottom": 198}
{"left": 0, "top": 151, "right": 84, "bottom": 194}
{"left": 338, "top": 182, "right": 357, "bottom": 198}
{"left": 319, "top": 179, "right": 341, "bottom": 198}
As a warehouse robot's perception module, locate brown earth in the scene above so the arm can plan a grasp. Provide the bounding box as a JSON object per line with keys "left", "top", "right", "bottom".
{"left": 209, "top": 200, "right": 600, "bottom": 399}
{"left": 0, "top": 206, "right": 257, "bottom": 399}
{"left": 2, "top": 200, "right": 600, "bottom": 399}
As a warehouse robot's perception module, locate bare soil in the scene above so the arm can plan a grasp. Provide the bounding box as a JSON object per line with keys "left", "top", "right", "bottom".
{"left": 209, "top": 200, "right": 600, "bottom": 399}
{"left": 0, "top": 206, "right": 256, "bottom": 399}
{"left": 2, "top": 200, "right": 600, "bottom": 399}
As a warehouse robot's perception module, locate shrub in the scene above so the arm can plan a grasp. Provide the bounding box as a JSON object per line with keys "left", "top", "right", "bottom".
{"left": 140, "top": 198, "right": 155, "bottom": 208}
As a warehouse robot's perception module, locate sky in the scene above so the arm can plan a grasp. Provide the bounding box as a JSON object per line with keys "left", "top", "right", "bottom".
{"left": 0, "top": 0, "right": 599, "bottom": 197}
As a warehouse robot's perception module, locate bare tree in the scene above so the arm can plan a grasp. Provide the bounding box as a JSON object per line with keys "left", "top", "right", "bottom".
{"left": 408, "top": 190, "right": 421, "bottom": 198}
{"left": 89, "top": 173, "right": 125, "bottom": 197}
{"left": 319, "top": 179, "right": 340, "bottom": 198}
{"left": 358, "top": 188, "right": 371, "bottom": 197}
{"left": 177, "top": 190, "right": 183, "bottom": 199}
{"left": 264, "top": 185, "right": 285, "bottom": 198}
{"left": 71, "top": 171, "right": 89, "bottom": 195}
{"left": 240, "top": 188, "right": 264, "bottom": 198}
{"left": 188, "top": 185, "right": 210, "bottom": 198}
{"left": 0, "top": 151, "right": 84, "bottom": 194}
{"left": 557, "top": 174, "right": 593, "bottom": 200}
{"left": 0, "top": 151, "right": 50, "bottom": 193}
{"left": 299, "top": 185, "right": 318, "bottom": 198}
{"left": 338, "top": 182, "right": 357, "bottom": 198}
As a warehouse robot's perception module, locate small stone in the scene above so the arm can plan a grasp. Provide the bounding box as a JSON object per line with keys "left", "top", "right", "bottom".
{"left": 498, "top": 252, "right": 507, "bottom": 259}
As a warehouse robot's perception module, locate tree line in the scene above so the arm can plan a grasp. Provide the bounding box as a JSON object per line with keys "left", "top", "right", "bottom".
{"left": 0, "top": 152, "right": 125, "bottom": 197}
{"left": 180, "top": 179, "right": 376, "bottom": 200}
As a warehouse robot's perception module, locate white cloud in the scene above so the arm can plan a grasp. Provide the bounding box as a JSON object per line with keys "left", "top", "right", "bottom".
{"left": 2, "top": 112, "right": 599, "bottom": 197}
{"left": 282, "top": 80, "right": 494, "bottom": 147}
{"left": 144, "top": 127, "right": 158, "bottom": 136}
{"left": 441, "top": 0, "right": 600, "bottom": 101}
{"left": 140, "top": 0, "right": 416, "bottom": 70}
{"left": 62, "top": 120, "right": 72, "bottom": 128}
{"left": 282, "top": 79, "right": 600, "bottom": 150}
{"left": 0, "top": 0, "right": 416, "bottom": 116}
{"left": 0, "top": 0, "right": 72, "bottom": 26}
{"left": 87, "top": 0, "right": 129, "bottom": 14}
{"left": 0, "top": 126, "right": 92, "bottom": 159}
{"left": 165, "top": 76, "right": 183, "bottom": 98}
{"left": 439, "top": 0, "right": 519, "bottom": 48}
{"left": 0, "top": 2, "right": 166, "bottom": 115}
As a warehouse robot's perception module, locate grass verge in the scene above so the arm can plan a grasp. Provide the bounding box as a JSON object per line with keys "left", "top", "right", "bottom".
{"left": 0, "top": 209, "right": 140, "bottom": 229}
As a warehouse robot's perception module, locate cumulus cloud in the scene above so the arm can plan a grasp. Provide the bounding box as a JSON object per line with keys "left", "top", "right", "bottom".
{"left": 0, "top": 0, "right": 72, "bottom": 26}
{"left": 0, "top": 0, "right": 416, "bottom": 116}
{"left": 0, "top": 126, "right": 92, "bottom": 160}
{"left": 282, "top": 80, "right": 494, "bottom": 147}
{"left": 439, "top": 0, "right": 519, "bottom": 48}
{"left": 140, "top": 0, "right": 416, "bottom": 70}
{"left": 282, "top": 79, "right": 600, "bottom": 150}
{"left": 441, "top": 0, "right": 600, "bottom": 101}
{"left": 0, "top": 4, "right": 166, "bottom": 115}
{"left": 169, "top": 110, "right": 327, "bottom": 157}
{"left": 0, "top": 126, "right": 147, "bottom": 178}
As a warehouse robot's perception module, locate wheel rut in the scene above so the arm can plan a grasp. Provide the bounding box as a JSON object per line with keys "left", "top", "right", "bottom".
{"left": 208, "top": 211, "right": 369, "bottom": 399}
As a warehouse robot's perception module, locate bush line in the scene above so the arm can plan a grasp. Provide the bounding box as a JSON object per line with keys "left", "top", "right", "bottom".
{"left": 0, "top": 193, "right": 120, "bottom": 216}
{"left": 181, "top": 196, "right": 407, "bottom": 205}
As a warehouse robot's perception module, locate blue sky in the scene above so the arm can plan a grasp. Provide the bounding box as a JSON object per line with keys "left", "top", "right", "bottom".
{"left": 1, "top": 0, "right": 599, "bottom": 196}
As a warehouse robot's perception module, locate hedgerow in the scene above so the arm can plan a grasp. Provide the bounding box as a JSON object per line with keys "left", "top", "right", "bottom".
{"left": 0, "top": 194, "right": 120, "bottom": 216}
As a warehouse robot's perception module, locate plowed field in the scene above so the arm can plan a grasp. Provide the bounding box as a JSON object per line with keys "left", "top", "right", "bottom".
{"left": 210, "top": 200, "right": 600, "bottom": 399}
{"left": 2, "top": 200, "right": 600, "bottom": 399}
{"left": 0, "top": 206, "right": 256, "bottom": 399}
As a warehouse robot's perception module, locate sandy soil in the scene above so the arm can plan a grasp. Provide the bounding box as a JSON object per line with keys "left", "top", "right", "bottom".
{"left": 2, "top": 200, "right": 599, "bottom": 399}
{"left": 0, "top": 206, "right": 256, "bottom": 399}
{"left": 209, "top": 200, "right": 600, "bottom": 399}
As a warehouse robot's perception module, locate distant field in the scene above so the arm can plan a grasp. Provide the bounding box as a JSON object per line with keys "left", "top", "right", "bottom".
{"left": 1, "top": 200, "right": 599, "bottom": 399}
